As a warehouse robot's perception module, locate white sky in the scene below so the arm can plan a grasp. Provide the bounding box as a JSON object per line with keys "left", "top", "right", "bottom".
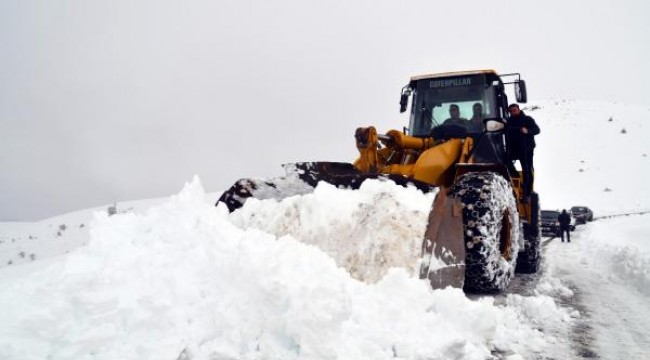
{"left": 1, "top": 0, "right": 649, "bottom": 220}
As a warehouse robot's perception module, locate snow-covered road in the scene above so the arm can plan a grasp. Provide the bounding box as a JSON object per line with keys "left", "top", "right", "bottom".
{"left": 544, "top": 215, "right": 650, "bottom": 359}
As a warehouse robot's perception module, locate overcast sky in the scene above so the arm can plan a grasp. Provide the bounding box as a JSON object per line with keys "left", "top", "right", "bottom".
{"left": 1, "top": 0, "right": 649, "bottom": 221}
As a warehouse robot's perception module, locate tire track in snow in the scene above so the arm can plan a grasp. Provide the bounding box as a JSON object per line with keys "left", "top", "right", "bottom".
{"left": 539, "top": 236, "right": 601, "bottom": 359}
{"left": 553, "top": 279, "right": 600, "bottom": 359}
{"left": 487, "top": 236, "right": 601, "bottom": 359}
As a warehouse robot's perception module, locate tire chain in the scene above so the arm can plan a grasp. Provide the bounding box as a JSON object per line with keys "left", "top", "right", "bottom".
{"left": 450, "top": 172, "right": 519, "bottom": 292}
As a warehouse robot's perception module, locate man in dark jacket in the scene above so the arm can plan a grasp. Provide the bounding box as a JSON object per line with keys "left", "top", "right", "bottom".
{"left": 506, "top": 104, "right": 540, "bottom": 199}
{"left": 558, "top": 209, "right": 572, "bottom": 242}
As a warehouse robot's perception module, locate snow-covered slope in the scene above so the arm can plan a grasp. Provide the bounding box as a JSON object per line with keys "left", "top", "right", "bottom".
{"left": 0, "top": 197, "right": 172, "bottom": 267}
{"left": 531, "top": 100, "right": 650, "bottom": 214}
{"left": 0, "top": 99, "right": 649, "bottom": 359}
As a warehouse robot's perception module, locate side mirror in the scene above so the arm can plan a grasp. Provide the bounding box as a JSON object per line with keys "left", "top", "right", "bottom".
{"left": 515, "top": 80, "right": 527, "bottom": 103}
{"left": 399, "top": 86, "right": 412, "bottom": 113}
{"left": 400, "top": 94, "right": 408, "bottom": 113}
{"left": 484, "top": 118, "right": 506, "bottom": 132}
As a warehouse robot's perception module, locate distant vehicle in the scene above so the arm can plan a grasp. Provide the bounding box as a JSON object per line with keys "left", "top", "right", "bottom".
{"left": 571, "top": 206, "right": 594, "bottom": 224}
{"left": 541, "top": 210, "right": 575, "bottom": 237}
{"left": 541, "top": 210, "right": 561, "bottom": 236}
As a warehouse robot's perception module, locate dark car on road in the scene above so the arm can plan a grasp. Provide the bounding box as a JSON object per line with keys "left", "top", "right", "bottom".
{"left": 541, "top": 210, "right": 576, "bottom": 237}
{"left": 571, "top": 206, "right": 594, "bottom": 224}
{"left": 541, "top": 210, "right": 561, "bottom": 236}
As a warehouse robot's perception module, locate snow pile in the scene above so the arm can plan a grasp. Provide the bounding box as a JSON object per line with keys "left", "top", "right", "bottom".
{"left": 0, "top": 178, "right": 572, "bottom": 360}
{"left": 228, "top": 180, "right": 435, "bottom": 282}
{"left": 577, "top": 215, "right": 650, "bottom": 295}
{"left": 535, "top": 277, "right": 575, "bottom": 299}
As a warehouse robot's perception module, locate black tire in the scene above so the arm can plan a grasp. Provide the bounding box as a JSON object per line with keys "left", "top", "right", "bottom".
{"left": 516, "top": 192, "right": 541, "bottom": 273}
{"left": 450, "top": 172, "right": 521, "bottom": 293}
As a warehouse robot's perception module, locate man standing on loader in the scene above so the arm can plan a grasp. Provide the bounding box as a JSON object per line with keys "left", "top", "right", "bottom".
{"left": 506, "top": 103, "right": 540, "bottom": 200}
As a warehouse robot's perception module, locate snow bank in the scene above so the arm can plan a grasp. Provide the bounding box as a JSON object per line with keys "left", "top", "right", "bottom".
{"left": 578, "top": 215, "right": 650, "bottom": 295}
{"left": 543, "top": 214, "right": 650, "bottom": 357}
{"left": 0, "top": 178, "right": 572, "bottom": 359}
{"left": 228, "top": 180, "right": 435, "bottom": 282}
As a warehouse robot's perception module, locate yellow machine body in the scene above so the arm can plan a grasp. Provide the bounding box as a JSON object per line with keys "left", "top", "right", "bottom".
{"left": 353, "top": 127, "right": 467, "bottom": 187}
{"left": 352, "top": 125, "right": 535, "bottom": 224}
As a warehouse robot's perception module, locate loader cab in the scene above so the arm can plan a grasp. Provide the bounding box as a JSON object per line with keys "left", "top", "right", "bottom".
{"left": 402, "top": 71, "right": 510, "bottom": 137}
{"left": 400, "top": 70, "right": 527, "bottom": 166}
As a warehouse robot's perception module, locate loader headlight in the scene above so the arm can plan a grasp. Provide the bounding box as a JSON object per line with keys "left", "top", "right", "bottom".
{"left": 485, "top": 120, "right": 505, "bottom": 132}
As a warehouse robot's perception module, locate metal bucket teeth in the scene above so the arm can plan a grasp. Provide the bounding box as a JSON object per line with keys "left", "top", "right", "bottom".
{"left": 216, "top": 162, "right": 436, "bottom": 212}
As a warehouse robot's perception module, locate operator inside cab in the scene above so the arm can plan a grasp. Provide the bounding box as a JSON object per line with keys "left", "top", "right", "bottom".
{"left": 468, "top": 103, "right": 485, "bottom": 133}
{"left": 442, "top": 104, "right": 469, "bottom": 127}
{"left": 431, "top": 102, "right": 487, "bottom": 140}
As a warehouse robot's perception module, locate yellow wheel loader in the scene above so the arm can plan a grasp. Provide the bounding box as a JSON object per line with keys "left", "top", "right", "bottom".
{"left": 217, "top": 70, "right": 541, "bottom": 293}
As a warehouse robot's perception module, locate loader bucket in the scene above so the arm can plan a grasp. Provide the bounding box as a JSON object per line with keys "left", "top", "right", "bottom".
{"left": 419, "top": 188, "right": 466, "bottom": 290}
{"left": 216, "top": 162, "right": 436, "bottom": 212}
